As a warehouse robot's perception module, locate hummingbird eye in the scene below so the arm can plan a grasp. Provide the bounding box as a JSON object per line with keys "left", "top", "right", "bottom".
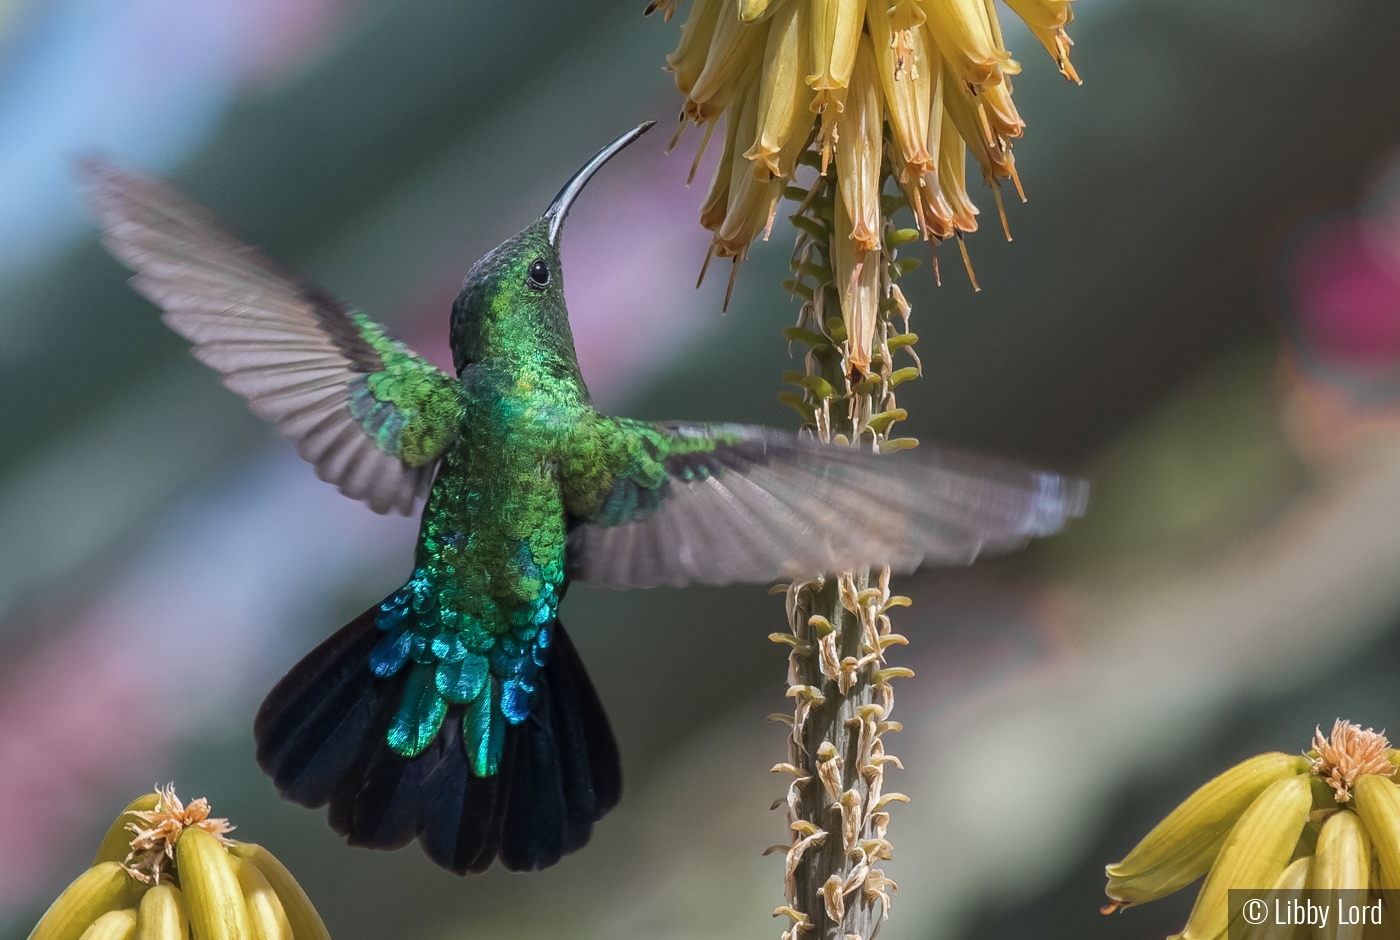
{"left": 526, "top": 258, "right": 550, "bottom": 289}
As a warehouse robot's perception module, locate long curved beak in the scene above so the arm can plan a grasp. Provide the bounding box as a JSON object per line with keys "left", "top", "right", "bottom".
{"left": 543, "top": 121, "right": 655, "bottom": 247}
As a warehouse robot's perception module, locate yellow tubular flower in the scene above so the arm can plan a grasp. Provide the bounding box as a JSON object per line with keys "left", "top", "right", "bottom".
{"left": 867, "top": 0, "right": 932, "bottom": 178}
{"left": 700, "top": 103, "right": 741, "bottom": 232}
{"left": 886, "top": 0, "right": 927, "bottom": 71}
{"left": 1173, "top": 775, "right": 1312, "bottom": 940}
{"left": 687, "top": 0, "right": 769, "bottom": 124}
{"left": 716, "top": 83, "right": 783, "bottom": 258}
{"left": 911, "top": 51, "right": 957, "bottom": 241}
{"left": 937, "top": 117, "right": 978, "bottom": 234}
{"left": 807, "top": 0, "right": 867, "bottom": 97}
{"left": 978, "top": 78, "right": 1025, "bottom": 150}
{"left": 835, "top": 36, "right": 883, "bottom": 255}
{"left": 999, "top": 0, "right": 1079, "bottom": 82}
{"left": 746, "top": 0, "right": 815, "bottom": 179}
{"left": 1105, "top": 753, "right": 1310, "bottom": 910}
{"left": 668, "top": 0, "right": 725, "bottom": 98}
{"left": 832, "top": 188, "right": 880, "bottom": 373}
{"left": 921, "top": 0, "right": 1003, "bottom": 89}
{"left": 806, "top": 0, "right": 866, "bottom": 168}
{"left": 940, "top": 59, "right": 1009, "bottom": 183}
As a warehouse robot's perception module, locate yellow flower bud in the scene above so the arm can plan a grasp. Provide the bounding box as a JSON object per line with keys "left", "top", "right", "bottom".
{"left": 1310, "top": 811, "right": 1372, "bottom": 940}
{"left": 1106, "top": 753, "right": 1310, "bottom": 910}
{"left": 79, "top": 910, "right": 138, "bottom": 940}
{"left": 1239, "top": 858, "right": 1313, "bottom": 940}
{"left": 27, "top": 863, "right": 144, "bottom": 940}
{"left": 234, "top": 857, "right": 294, "bottom": 940}
{"left": 1173, "top": 774, "right": 1312, "bottom": 940}
{"left": 93, "top": 795, "right": 161, "bottom": 867}
{"left": 25, "top": 788, "right": 330, "bottom": 940}
{"left": 1354, "top": 775, "right": 1400, "bottom": 887}
{"left": 176, "top": 828, "right": 252, "bottom": 940}
{"left": 135, "top": 884, "right": 189, "bottom": 940}
{"left": 745, "top": 0, "right": 816, "bottom": 179}
{"left": 835, "top": 36, "right": 883, "bottom": 255}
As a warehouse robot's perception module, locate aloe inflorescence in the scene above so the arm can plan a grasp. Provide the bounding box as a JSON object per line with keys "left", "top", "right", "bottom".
{"left": 27, "top": 785, "right": 331, "bottom": 940}
{"left": 1105, "top": 720, "right": 1400, "bottom": 940}
{"left": 650, "top": 0, "right": 1080, "bottom": 300}
{"left": 651, "top": 3, "right": 1084, "bottom": 938}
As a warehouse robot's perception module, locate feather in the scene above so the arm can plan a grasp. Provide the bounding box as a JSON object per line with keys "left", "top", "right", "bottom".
{"left": 254, "top": 605, "right": 620, "bottom": 875}
{"left": 80, "top": 159, "right": 463, "bottom": 516}
{"left": 568, "top": 422, "right": 1087, "bottom": 588}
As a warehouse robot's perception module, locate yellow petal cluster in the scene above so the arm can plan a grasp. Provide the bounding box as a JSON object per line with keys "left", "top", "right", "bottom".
{"left": 657, "top": 0, "right": 1079, "bottom": 270}
{"left": 26, "top": 787, "right": 332, "bottom": 940}
{"left": 1103, "top": 721, "right": 1400, "bottom": 940}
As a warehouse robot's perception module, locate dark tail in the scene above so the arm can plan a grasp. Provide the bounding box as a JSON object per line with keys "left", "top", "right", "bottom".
{"left": 253, "top": 605, "right": 621, "bottom": 873}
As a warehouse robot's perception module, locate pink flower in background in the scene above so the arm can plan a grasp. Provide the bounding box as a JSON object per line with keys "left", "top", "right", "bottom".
{"left": 1279, "top": 154, "right": 1400, "bottom": 454}
{"left": 1289, "top": 216, "right": 1400, "bottom": 373}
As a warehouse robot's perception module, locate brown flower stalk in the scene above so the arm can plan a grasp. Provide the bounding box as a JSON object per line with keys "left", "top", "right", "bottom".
{"left": 766, "top": 162, "right": 916, "bottom": 940}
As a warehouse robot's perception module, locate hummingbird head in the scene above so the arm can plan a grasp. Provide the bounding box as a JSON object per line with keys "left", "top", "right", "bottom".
{"left": 448, "top": 122, "right": 654, "bottom": 377}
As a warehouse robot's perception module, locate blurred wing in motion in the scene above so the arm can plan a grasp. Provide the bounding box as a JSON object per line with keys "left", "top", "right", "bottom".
{"left": 566, "top": 422, "right": 1087, "bottom": 588}
{"left": 82, "top": 159, "right": 465, "bottom": 515}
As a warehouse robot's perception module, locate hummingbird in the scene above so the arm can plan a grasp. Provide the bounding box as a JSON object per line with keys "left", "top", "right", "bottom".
{"left": 82, "top": 122, "right": 1085, "bottom": 875}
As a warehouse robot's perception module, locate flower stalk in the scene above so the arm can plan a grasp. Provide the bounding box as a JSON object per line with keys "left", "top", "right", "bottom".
{"left": 765, "top": 158, "right": 919, "bottom": 940}
{"left": 652, "top": 1, "right": 1082, "bottom": 936}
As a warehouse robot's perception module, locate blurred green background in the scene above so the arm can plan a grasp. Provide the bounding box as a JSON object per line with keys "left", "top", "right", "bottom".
{"left": 5, "top": 1, "right": 1400, "bottom": 939}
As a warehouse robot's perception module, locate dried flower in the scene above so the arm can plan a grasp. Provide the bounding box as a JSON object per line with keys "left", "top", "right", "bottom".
{"left": 124, "top": 783, "right": 235, "bottom": 885}
{"left": 1311, "top": 719, "right": 1395, "bottom": 803}
{"left": 1103, "top": 721, "right": 1400, "bottom": 940}
{"left": 26, "top": 785, "right": 332, "bottom": 940}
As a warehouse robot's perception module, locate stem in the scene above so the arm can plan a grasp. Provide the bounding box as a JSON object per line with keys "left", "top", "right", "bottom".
{"left": 772, "top": 161, "right": 918, "bottom": 940}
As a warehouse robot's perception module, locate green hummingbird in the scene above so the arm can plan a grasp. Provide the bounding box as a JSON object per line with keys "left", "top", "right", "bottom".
{"left": 82, "top": 122, "right": 1085, "bottom": 874}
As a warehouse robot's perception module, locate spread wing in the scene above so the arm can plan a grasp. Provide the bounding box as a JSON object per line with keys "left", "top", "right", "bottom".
{"left": 566, "top": 421, "right": 1087, "bottom": 588}
{"left": 82, "top": 159, "right": 465, "bottom": 515}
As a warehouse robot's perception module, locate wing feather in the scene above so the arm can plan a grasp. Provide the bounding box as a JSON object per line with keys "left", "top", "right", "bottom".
{"left": 83, "top": 159, "right": 464, "bottom": 515}
{"left": 567, "top": 423, "right": 1086, "bottom": 588}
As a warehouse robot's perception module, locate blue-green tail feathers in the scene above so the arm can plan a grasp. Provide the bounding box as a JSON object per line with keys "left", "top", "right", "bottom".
{"left": 253, "top": 603, "right": 621, "bottom": 873}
